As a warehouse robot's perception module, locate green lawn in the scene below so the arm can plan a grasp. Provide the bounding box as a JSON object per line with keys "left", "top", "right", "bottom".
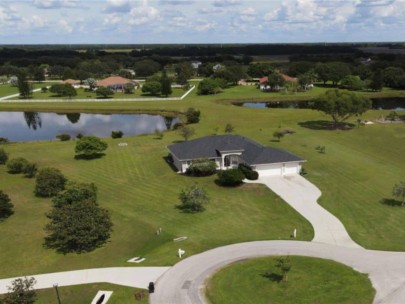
{"left": 0, "top": 84, "right": 404, "bottom": 280}
{"left": 0, "top": 83, "right": 49, "bottom": 98}
{"left": 206, "top": 256, "right": 375, "bottom": 304}
{"left": 35, "top": 283, "right": 147, "bottom": 304}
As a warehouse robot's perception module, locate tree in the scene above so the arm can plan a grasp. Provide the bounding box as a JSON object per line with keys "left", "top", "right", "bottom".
{"left": 50, "top": 84, "right": 77, "bottom": 98}
{"left": 111, "top": 130, "right": 124, "bottom": 138}
{"left": 31, "top": 66, "right": 45, "bottom": 82}
{"left": 266, "top": 71, "right": 285, "bottom": 91}
{"left": 275, "top": 256, "right": 292, "bottom": 282}
{"left": 35, "top": 168, "right": 67, "bottom": 197}
{"left": 124, "top": 83, "right": 135, "bottom": 94}
{"left": 314, "top": 62, "right": 331, "bottom": 85}
{"left": 44, "top": 199, "right": 113, "bottom": 253}
{"left": 312, "top": 89, "right": 371, "bottom": 127}
{"left": 328, "top": 62, "right": 351, "bottom": 85}
{"left": 273, "top": 130, "right": 285, "bottom": 142}
{"left": 177, "top": 125, "right": 195, "bottom": 141}
{"left": 133, "top": 59, "right": 161, "bottom": 77}
{"left": 17, "top": 71, "right": 32, "bottom": 98}
{"left": 217, "top": 169, "right": 245, "bottom": 186}
{"left": 197, "top": 78, "right": 223, "bottom": 95}
{"left": 1, "top": 277, "right": 37, "bottom": 304}
{"left": 23, "top": 162, "right": 37, "bottom": 178}
{"left": 392, "top": 182, "right": 405, "bottom": 206}
{"left": 75, "top": 136, "right": 108, "bottom": 158}
{"left": 142, "top": 81, "right": 162, "bottom": 96}
{"left": 176, "top": 62, "right": 193, "bottom": 85}
{"left": 368, "top": 71, "right": 383, "bottom": 91}
{"left": 96, "top": 87, "right": 114, "bottom": 98}
{"left": 0, "top": 191, "right": 14, "bottom": 220}
{"left": 52, "top": 181, "right": 97, "bottom": 208}
{"left": 185, "top": 108, "right": 201, "bottom": 124}
{"left": 86, "top": 78, "right": 97, "bottom": 90}
{"left": 178, "top": 184, "right": 209, "bottom": 213}
{"left": 160, "top": 70, "right": 172, "bottom": 97}
{"left": 340, "top": 75, "right": 365, "bottom": 91}
{"left": 383, "top": 67, "right": 404, "bottom": 88}
{"left": 0, "top": 148, "right": 8, "bottom": 165}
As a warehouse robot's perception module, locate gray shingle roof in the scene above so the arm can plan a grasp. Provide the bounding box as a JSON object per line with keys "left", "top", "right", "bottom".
{"left": 167, "top": 135, "right": 304, "bottom": 164}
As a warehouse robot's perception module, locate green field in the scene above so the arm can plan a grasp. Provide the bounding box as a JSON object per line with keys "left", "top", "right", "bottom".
{"left": 0, "top": 84, "right": 404, "bottom": 281}
{"left": 206, "top": 256, "right": 375, "bottom": 304}
{"left": 35, "top": 283, "right": 147, "bottom": 304}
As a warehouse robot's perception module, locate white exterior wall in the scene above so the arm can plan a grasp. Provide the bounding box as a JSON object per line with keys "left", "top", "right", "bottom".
{"left": 255, "top": 162, "right": 302, "bottom": 177}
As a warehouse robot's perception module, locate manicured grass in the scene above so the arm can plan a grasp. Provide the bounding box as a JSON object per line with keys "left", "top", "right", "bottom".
{"left": 0, "top": 84, "right": 403, "bottom": 280}
{"left": 0, "top": 83, "right": 49, "bottom": 98}
{"left": 35, "top": 283, "right": 147, "bottom": 304}
{"left": 0, "top": 133, "right": 313, "bottom": 278}
{"left": 206, "top": 256, "right": 375, "bottom": 304}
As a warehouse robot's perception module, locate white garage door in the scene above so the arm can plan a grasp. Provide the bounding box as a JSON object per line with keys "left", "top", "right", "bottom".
{"left": 256, "top": 164, "right": 283, "bottom": 176}
{"left": 284, "top": 162, "right": 299, "bottom": 175}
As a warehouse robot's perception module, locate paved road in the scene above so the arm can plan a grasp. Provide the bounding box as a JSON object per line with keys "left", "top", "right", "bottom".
{"left": 150, "top": 241, "right": 405, "bottom": 304}
{"left": 0, "top": 267, "right": 170, "bottom": 294}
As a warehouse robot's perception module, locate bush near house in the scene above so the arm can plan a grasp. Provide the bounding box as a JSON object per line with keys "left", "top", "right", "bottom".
{"left": 217, "top": 169, "right": 245, "bottom": 186}
{"left": 186, "top": 158, "right": 217, "bottom": 177}
{"left": 238, "top": 163, "right": 259, "bottom": 180}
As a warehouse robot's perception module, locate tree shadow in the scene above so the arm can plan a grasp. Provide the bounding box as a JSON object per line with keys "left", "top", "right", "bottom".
{"left": 74, "top": 153, "right": 106, "bottom": 160}
{"left": 380, "top": 198, "right": 403, "bottom": 207}
{"left": 261, "top": 272, "right": 283, "bottom": 283}
{"left": 298, "top": 120, "right": 355, "bottom": 130}
{"left": 269, "top": 139, "right": 280, "bottom": 143}
{"left": 214, "top": 179, "right": 244, "bottom": 187}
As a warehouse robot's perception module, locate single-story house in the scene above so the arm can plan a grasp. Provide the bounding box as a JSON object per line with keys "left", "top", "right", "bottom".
{"left": 259, "top": 74, "right": 298, "bottom": 91}
{"left": 63, "top": 79, "right": 80, "bottom": 87}
{"left": 167, "top": 134, "right": 305, "bottom": 176}
{"left": 96, "top": 76, "right": 140, "bottom": 91}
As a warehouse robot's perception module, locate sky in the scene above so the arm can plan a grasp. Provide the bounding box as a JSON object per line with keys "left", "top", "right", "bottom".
{"left": 0, "top": 0, "right": 404, "bottom": 44}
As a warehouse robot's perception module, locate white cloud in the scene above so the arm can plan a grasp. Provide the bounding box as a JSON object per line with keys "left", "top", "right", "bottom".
{"left": 59, "top": 19, "right": 73, "bottom": 33}
{"left": 158, "top": 0, "right": 195, "bottom": 5}
{"left": 195, "top": 19, "right": 216, "bottom": 31}
{"left": 128, "top": 5, "right": 160, "bottom": 25}
{"left": 33, "top": 0, "right": 80, "bottom": 9}
{"left": 213, "top": 0, "right": 241, "bottom": 7}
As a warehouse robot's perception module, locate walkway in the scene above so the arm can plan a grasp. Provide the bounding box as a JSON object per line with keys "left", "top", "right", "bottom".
{"left": 0, "top": 267, "right": 170, "bottom": 294}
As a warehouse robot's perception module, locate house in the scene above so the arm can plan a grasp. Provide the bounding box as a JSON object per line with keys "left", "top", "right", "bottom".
{"left": 259, "top": 74, "right": 298, "bottom": 91}
{"left": 167, "top": 134, "right": 305, "bottom": 176}
{"left": 63, "top": 79, "right": 80, "bottom": 87}
{"left": 191, "top": 61, "right": 202, "bottom": 69}
{"left": 96, "top": 76, "right": 140, "bottom": 91}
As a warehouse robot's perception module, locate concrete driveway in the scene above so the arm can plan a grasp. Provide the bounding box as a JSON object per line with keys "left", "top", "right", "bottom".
{"left": 249, "top": 175, "right": 362, "bottom": 248}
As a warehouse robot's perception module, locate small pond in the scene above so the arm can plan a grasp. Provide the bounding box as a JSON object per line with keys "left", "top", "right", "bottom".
{"left": 239, "top": 97, "right": 405, "bottom": 111}
{"left": 0, "top": 112, "right": 179, "bottom": 142}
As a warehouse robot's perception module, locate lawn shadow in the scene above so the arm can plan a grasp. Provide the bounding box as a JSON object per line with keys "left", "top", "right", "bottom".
{"left": 261, "top": 272, "right": 283, "bottom": 283}
{"left": 74, "top": 153, "right": 106, "bottom": 160}
{"left": 298, "top": 120, "right": 355, "bottom": 130}
{"left": 214, "top": 179, "right": 244, "bottom": 188}
{"left": 171, "top": 140, "right": 185, "bottom": 144}
{"left": 380, "top": 198, "right": 404, "bottom": 207}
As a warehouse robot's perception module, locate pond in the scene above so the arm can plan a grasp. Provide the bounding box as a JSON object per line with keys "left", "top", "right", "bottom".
{"left": 0, "top": 112, "right": 179, "bottom": 142}
{"left": 239, "top": 97, "right": 405, "bottom": 111}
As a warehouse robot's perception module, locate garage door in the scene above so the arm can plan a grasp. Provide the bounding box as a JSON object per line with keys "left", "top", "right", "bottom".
{"left": 256, "top": 164, "right": 283, "bottom": 176}
{"left": 284, "top": 162, "right": 299, "bottom": 175}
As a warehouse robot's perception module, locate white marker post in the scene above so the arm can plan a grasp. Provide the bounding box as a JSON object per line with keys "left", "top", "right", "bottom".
{"left": 293, "top": 228, "right": 297, "bottom": 239}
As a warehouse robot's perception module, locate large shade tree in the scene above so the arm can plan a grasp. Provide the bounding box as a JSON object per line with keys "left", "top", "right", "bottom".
{"left": 75, "top": 136, "right": 108, "bottom": 159}
{"left": 312, "top": 89, "right": 371, "bottom": 127}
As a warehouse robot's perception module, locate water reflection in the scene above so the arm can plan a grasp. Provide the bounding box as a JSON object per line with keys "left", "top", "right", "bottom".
{"left": 0, "top": 112, "right": 179, "bottom": 142}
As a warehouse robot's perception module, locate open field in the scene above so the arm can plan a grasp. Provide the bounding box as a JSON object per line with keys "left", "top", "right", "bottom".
{"left": 0, "top": 84, "right": 404, "bottom": 280}
{"left": 35, "top": 283, "right": 147, "bottom": 304}
{"left": 0, "top": 83, "right": 52, "bottom": 98}
{"left": 206, "top": 256, "right": 375, "bottom": 304}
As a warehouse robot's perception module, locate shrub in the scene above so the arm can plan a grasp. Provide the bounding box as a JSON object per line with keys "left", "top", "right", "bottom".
{"left": 52, "top": 181, "right": 97, "bottom": 208}
{"left": 224, "top": 123, "right": 234, "bottom": 133}
{"left": 23, "top": 162, "right": 38, "bottom": 178}
{"left": 96, "top": 87, "right": 114, "bottom": 98}
{"left": 0, "top": 148, "right": 8, "bottom": 165}
{"left": 56, "top": 134, "right": 71, "bottom": 141}
{"left": 178, "top": 184, "right": 209, "bottom": 213}
{"left": 238, "top": 163, "right": 258, "bottom": 180}
{"left": 186, "top": 158, "right": 217, "bottom": 176}
{"left": 111, "top": 130, "right": 124, "bottom": 139}
{"left": 0, "top": 190, "right": 14, "bottom": 220}
{"left": 154, "top": 129, "right": 164, "bottom": 139}
{"left": 41, "top": 87, "right": 48, "bottom": 93}
{"left": 172, "top": 122, "right": 184, "bottom": 130}
{"left": 0, "top": 137, "right": 9, "bottom": 144}
{"left": 76, "top": 133, "right": 83, "bottom": 139}
{"left": 185, "top": 108, "right": 201, "bottom": 124}
{"left": 35, "top": 168, "right": 67, "bottom": 197}
{"left": 7, "top": 157, "right": 29, "bottom": 174}
{"left": 217, "top": 169, "right": 245, "bottom": 186}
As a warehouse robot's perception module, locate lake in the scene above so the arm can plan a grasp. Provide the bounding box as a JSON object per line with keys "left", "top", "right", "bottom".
{"left": 0, "top": 112, "right": 179, "bottom": 142}
{"left": 239, "top": 97, "right": 405, "bottom": 110}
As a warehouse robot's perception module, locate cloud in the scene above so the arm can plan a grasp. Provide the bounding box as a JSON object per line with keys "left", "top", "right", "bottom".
{"left": 59, "top": 19, "right": 73, "bottom": 33}
{"left": 33, "top": 0, "right": 79, "bottom": 9}
{"left": 195, "top": 19, "right": 216, "bottom": 31}
{"left": 128, "top": 5, "right": 160, "bottom": 25}
{"left": 212, "top": 0, "right": 241, "bottom": 7}
{"left": 158, "top": 0, "right": 195, "bottom": 5}
{"left": 104, "top": 0, "right": 131, "bottom": 13}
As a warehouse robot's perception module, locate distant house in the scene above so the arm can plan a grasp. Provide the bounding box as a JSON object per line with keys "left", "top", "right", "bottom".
{"left": 63, "top": 79, "right": 80, "bottom": 87}
{"left": 238, "top": 79, "right": 256, "bottom": 86}
{"left": 259, "top": 74, "right": 298, "bottom": 91}
{"left": 191, "top": 61, "right": 202, "bottom": 69}
{"left": 168, "top": 134, "right": 305, "bottom": 176}
{"left": 96, "top": 76, "right": 140, "bottom": 91}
